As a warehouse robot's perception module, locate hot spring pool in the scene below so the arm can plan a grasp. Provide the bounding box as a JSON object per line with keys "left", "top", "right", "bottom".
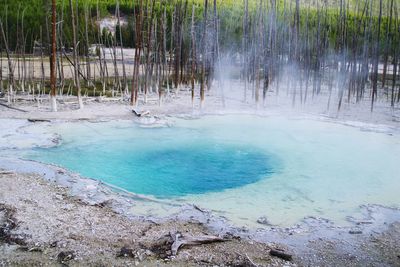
{"left": 25, "top": 115, "right": 400, "bottom": 226}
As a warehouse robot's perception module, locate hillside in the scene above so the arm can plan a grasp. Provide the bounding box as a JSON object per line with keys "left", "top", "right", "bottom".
{"left": 1, "top": 0, "right": 398, "bottom": 52}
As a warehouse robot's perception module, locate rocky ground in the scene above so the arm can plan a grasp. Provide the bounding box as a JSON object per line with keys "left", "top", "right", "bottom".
{"left": 0, "top": 171, "right": 293, "bottom": 267}
{"left": 1, "top": 170, "right": 399, "bottom": 267}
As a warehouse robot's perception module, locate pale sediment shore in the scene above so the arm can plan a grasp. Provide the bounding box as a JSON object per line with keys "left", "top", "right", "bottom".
{"left": 1, "top": 169, "right": 299, "bottom": 267}
{"left": 1, "top": 90, "right": 400, "bottom": 266}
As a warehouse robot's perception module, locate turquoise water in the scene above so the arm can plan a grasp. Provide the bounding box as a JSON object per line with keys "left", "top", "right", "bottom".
{"left": 25, "top": 115, "right": 400, "bottom": 226}
{"left": 29, "top": 121, "right": 278, "bottom": 197}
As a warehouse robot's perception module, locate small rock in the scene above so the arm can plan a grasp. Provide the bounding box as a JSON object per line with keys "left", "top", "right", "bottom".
{"left": 270, "top": 249, "right": 293, "bottom": 261}
{"left": 356, "top": 221, "right": 373, "bottom": 225}
{"left": 145, "top": 249, "right": 153, "bottom": 256}
{"left": 17, "top": 246, "right": 29, "bottom": 251}
{"left": 257, "top": 216, "right": 271, "bottom": 225}
{"left": 349, "top": 230, "right": 363, "bottom": 235}
{"left": 137, "top": 253, "right": 146, "bottom": 262}
{"left": 117, "top": 246, "right": 135, "bottom": 258}
{"left": 57, "top": 251, "right": 75, "bottom": 263}
{"left": 28, "top": 247, "right": 43, "bottom": 252}
{"left": 54, "top": 194, "right": 63, "bottom": 201}
{"left": 240, "top": 226, "right": 249, "bottom": 232}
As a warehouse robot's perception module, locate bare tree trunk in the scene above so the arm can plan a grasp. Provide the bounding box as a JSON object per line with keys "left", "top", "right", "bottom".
{"left": 21, "top": 7, "right": 27, "bottom": 93}
{"left": 371, "top": 0, "right": 382, "bottom": 112}
{"left": 58, "top": 0, "right": 65, "bottom": 93}
{"left": 111, "top": 26, "right": 120, "bottom": 96}
{"left": 242, "top": 0, "right": 248, "bottom": 102}
{"left": 0, "top": 26, "right": 3, "bottom": 94}
{"left": 40, "top": 28, "right": 45, "bottom": 104}
{"left": 0, "top": 37, "right": 2, "bottom": 92}
{"left": 200, "top": 0, "right": 208, "bottom": 108}
{"left": 392, "top": 50, "right": 398, "bottom": 107}
{"left": 50, "top": 0, "right": 57, "bottom": 111}
{"left": 16, "top": 5, "right": 21, "bottom": 87}
{"left": 116, "top": 1, "right": 127, "bottom": 94}
{"left": 144, "top": 0, "right": 155, "bottom": 103}
{"left": 160, "top": 5, "right": 168, "bottom": 104}
{"left": 96, "top": 1, "right": 105, "bottom": 95}
{"left": 382, "top": 0, "right": 394, "bottom": 88}
{"left": 214, "top": 0, "right": 224, "bottom": 107}
{"left": 84, "top": 3, "right": 92, "bottom": 87}
{"left": 131, "top": 0, "right": 143, "bottom": 106}
{"left": 191, "top": 4, "right": 196, "bottom": 108}
{"left": 69, "top": 0, "right": 83, "bottom": 109}
{"left": 0, "top": 20, "right": 14, "bottom": 103}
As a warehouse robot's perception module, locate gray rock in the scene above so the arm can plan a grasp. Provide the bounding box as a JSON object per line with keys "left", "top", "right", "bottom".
{"left": 257, "top": 216, "right": 271, "bottom": 225}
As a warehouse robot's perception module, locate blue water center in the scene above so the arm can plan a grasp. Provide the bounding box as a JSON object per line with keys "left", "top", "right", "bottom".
{"left": 29, "top": 121, "right": 276, "bottom": 197}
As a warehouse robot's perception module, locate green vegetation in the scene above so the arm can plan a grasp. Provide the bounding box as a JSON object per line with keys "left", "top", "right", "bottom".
{"left": 1, "top": 0, "right": 399, "bottom": 53}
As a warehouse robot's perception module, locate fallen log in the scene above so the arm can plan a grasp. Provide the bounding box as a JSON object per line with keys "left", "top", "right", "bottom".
{"left": 0, "top": 171, "right": 15, "bottom": 175}
{"left": 171, "top": 232, "right": 227, "bottom": 256}
{"left": 149, "top": 232, "right": 228, "bottom": 258}
{"left": 27, "top": 119, "right": 51, "bottom": 123}
{"left": 0, "top": 102, "right": 28, "bottom": 113}
{"left": 269, "top": 249, "right": 293, "bottom": 261}
{"left": 132, "top": 109, "right": 151, "bottom": 117}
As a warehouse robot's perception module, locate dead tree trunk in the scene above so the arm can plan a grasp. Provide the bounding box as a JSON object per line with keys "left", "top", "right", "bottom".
{"left": 371, "top": 0, "right": 382, "bottom": 112}
{"left": 191, "top": 4, "right": 196, "bottom": 107}
{"left": 200, "top": 0, "right": 208, "bottom": 108}
{"left": 242, "top": 0, "right": 249, "bottom": 102}
{"left": 69, "top": 0, "right": 83, "bottom": 109}
{"left": 0, "top": 20, "right": 14, "bottom": 103}
{"left": 84, "top": 3, "right": 92, "bottom": 87}
{"left": 116, "top": 1, "right": 127, "bottom": 94}
{"left": 50, "top": 0, "right": 57, "bottom": 111}
{"left": 131, "top": 0, "right": 143, "bottom": 106}
{"left": 382, "top": 0, "right": 394, "bottom": 88}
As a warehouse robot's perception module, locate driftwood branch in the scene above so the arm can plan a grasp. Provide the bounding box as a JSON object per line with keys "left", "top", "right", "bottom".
{"left": 269, "top": 249, "right": 293, "bottom": 261}
{"left": 170, "top": 232, "right": 227, "bottom": 256}
{"left": 132, "top": 109, "right": 151, "bottom": 117}
{"left": 245, "top": 253, "right": 259, "bottom": 267}
{"left": 27, "top": 119, "right": 51, "bottom": 123}
{"left": 0, "top": 171, "right": 15, "bottom": 175}
{"left": 0, "top": 102, "right": 28, "bottom": 113}
{"left": 148, "top": 232, "right": 228, "bottom": 259}
{"left": 62, "top": 51, "right": 91, "bottom": 83}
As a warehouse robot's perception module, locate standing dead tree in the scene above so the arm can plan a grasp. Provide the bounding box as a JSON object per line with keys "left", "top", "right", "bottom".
{"left": 69, "top": 0, "right": 83, "bottom": 109}
{"left": 200, "top": 0, "right": 208, "bottom": 108}
{"left": 131, "top": 0, "right": 144, "bottom": 106}
{"left": 190, "top": 4, "right": 196, "bottom": 107}
{"left": 371, "top": 0, "right": 383, "bottom": 112}
{"left": 0, "top": 17, "right": 14, "bottom": 103}
{"left": 50, "top": 0, "right": 57, "bottom": 111}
